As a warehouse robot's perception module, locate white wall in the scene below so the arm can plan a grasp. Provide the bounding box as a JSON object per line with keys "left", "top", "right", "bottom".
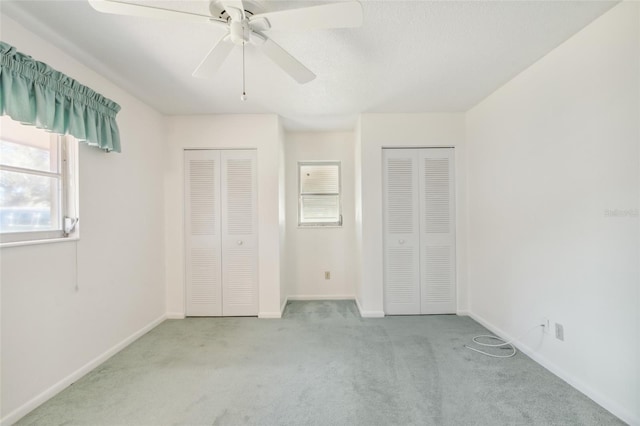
{"left": 164, "top": 115, "right": 283, "bottom": 318}
{"left": 356, "top": 114, "right": 467, "bottom": 317}
{"left": 354, "top": 118, "right": 364, "bottom": 311}
{"left": 0, "top": 17, "right": 166, "bottom": 424}
{"left": 637, "top": 4, "right": 640, "bottom": 419}
{"left": 466, "top": 3, "right": 639, "bottom": 423}
{"left": 284, "top": 132, "right": 356, "bottom": 300}
{"left": 278, "top": 119, "right": 288, "bottom": 312}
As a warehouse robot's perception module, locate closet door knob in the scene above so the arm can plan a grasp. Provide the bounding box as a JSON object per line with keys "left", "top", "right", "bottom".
{"left": 399, "top": 239, "right": 405, "bottom": 244}
{"left": 237, "top": 240, "right": 243, "bottom": 246}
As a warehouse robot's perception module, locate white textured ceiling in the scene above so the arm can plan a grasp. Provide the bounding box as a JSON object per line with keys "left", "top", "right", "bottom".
{"left": 2, "top": 0, "right": 616, "bottom": 130}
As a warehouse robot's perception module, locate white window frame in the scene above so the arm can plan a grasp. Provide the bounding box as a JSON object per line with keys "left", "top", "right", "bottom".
{"left": 0, "top": 130, "right": 79, "bottom": 246}
{"left": 298, "top": 161, "right": 342, "bottom": 227}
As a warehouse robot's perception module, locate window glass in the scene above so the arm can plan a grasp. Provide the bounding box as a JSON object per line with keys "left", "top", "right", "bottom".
{"left": 0, "top": 171, "right": 59, "bottom": 233}
{"left": 0, "top": 115, "right": 77, "bottom": 244}
{"left": 298, "top": 162, "right": 341, "bottom": 226}
{"left": 300, "top": 164, "right": 339, "bottom": 193}
{"left": 0, "top": 138, "right": 56, "bottom": 172}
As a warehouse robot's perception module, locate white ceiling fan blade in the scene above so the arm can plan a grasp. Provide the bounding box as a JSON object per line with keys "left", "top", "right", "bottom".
{"left": 193, "top": 35, "right": 234, "bottom": 78}
{"left": 88, "top": 0, "right": 225, "bottom": 25}
{"left": 220, "top": 0, "right": 246, "bottom": 21}
{"left": 250, "top": 1, "right": 363, "bottom": 31}
{"left": 258, "top": 38, "right": 315, "bottom": 84}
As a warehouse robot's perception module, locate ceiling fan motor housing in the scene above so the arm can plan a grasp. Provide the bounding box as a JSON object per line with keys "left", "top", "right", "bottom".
{"left": 230, "top": 19, "right": 251, "bottom": 45}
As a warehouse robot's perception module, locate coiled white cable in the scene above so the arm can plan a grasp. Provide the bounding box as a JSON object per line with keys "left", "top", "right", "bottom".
{"left": 464, "top": 324, "right": 545, "bottom": 358}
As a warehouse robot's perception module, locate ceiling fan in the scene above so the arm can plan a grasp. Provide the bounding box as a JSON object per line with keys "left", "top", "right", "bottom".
{"left": 88, "top": 0, "right": 363, "bottom": 89}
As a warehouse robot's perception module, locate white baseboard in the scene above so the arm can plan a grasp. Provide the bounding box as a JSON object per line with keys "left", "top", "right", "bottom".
{"left": 280, "top": 296, "right": 288, "bottom": 316}
{"left": 166, "top": 312, "right": 185, "bottom": 319}
{"left": 1, "top": 314, "right": 166, "bottom": 426}
{"left": 286, "top": 294, "right": 355, "bottom": 301}
{"left": 456, "top": 310, "right": 470, "bottom": 316}
{"left": 355, "top": 297, "right": 385, "bottom": 318}
{"left": 467, "top": 311, "right": 638, "bottom": 426}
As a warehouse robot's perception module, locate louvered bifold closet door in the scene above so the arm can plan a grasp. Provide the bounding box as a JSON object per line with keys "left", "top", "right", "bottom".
{"left": 383, "top": 149, "right": 421, "bottom": 315}
{"left": 185, "top": 150, "right": 223, "bottom": 316}
{"left": 221, "top": 150, "right": 258, "bottom": 316}
{"left": 418, "top": 148, "right": 456, "bottom": 314}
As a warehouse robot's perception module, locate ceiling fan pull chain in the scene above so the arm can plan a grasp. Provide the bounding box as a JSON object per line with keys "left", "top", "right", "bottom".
{"left": 241, "top": 41, "right": 247, "bottom": 101}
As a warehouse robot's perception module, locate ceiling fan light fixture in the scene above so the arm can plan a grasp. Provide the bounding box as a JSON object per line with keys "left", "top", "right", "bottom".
{"left": 229, "top": 19, "right": 250, "bottom": 45}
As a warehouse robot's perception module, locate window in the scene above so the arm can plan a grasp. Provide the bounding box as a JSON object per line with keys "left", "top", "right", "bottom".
{"left": 298, "top": 161, "right": 342, "bottom": 227}
{"left": 0, "top": 116, "right": 78, "bottom": 244}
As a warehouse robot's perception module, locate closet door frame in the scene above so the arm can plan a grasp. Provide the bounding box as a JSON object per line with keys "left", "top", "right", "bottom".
{"left": 184, "top": 148, "right": 258, "bottom": 317}
{"left": 382, "top": 147, "right": 457, "bottom": 315}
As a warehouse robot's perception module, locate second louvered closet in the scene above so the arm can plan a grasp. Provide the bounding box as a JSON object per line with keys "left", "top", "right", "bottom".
{"left": 382, "top": 148, "right": 456, "bottom": 315}
{"left": 184, "top": 149, "right": 258, "bottom": 317}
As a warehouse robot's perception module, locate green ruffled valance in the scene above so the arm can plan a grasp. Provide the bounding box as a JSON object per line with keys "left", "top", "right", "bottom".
{"left": 0, "top": 41, "right": 121, "bottom": 152}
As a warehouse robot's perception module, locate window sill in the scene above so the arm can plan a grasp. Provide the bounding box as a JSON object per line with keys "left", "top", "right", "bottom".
{"left": 1, "top": 235, "right": 79, "bottom": 248}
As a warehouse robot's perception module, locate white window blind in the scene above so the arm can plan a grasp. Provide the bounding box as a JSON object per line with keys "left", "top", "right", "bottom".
{"left": 298, "top": 162, "right": 341, "bottom": 226}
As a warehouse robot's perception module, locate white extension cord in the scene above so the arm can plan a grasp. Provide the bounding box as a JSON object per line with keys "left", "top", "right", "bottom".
{"left": 464, "top": 323, "right": 545, "bottom": 358}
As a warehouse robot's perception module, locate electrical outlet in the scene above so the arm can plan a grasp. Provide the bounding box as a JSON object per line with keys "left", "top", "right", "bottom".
{"left": 555, "top": 323, "right": 564, "bottom": 341}
{"left": 541, "top": 318, "right": 550, "bottom": 334}
{"left": 325, "top": 271, "right": 330, "bottom": 280}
